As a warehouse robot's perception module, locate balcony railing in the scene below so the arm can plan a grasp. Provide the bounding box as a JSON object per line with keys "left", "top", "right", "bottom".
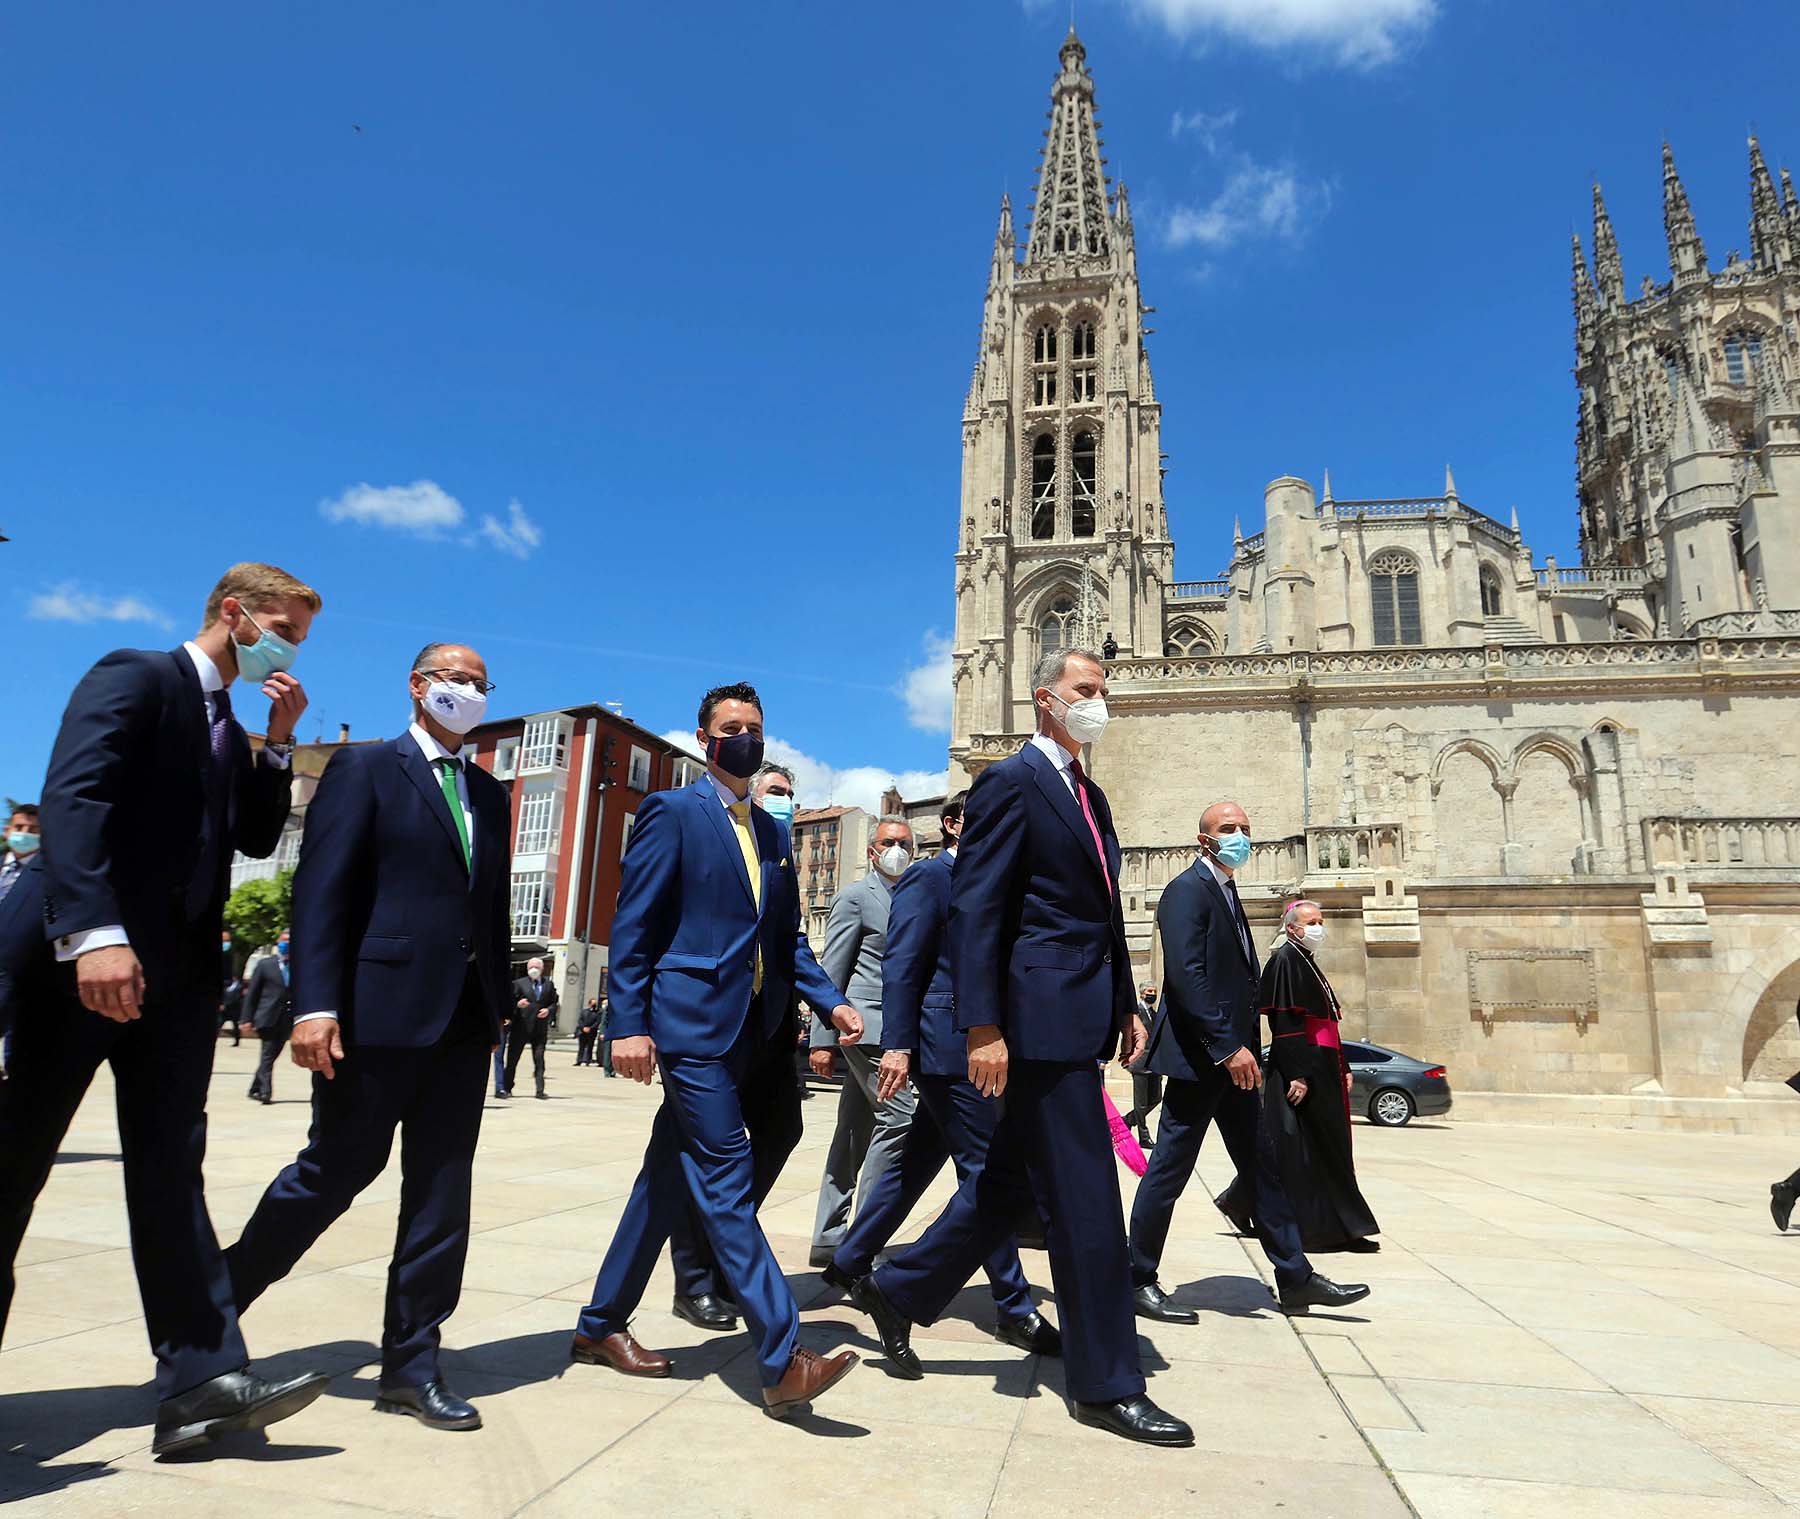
{"left": 1117, "top": 824, "right": 1404, "bottom": 894}
{"left": 1168, "top": 579, "right": 1231, "bottom": 600}
{"left": 1687, "top": 609, "right": 1800, "bottom": 635}
{"left": 1643, "top": 815, "right": 1800, "bottom": 869}
{"left": 1535, "top": 564, "right": 1654, "bottom": 589}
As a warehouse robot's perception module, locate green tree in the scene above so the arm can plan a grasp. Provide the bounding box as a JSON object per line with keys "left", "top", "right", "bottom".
{"left": 223, "top": 871, "right": 294, "bottom": 960}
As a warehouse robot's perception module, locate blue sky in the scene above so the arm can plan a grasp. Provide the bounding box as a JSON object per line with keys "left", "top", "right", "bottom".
{"left": 4, "top": 0, "right": 1796, "bottom": 812}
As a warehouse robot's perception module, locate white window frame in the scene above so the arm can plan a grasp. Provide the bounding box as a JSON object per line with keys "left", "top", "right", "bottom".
{"left": 510, "top": 871, "right": 548, "bottom": 939}
{"left": 494, "top": 740, "right": 520, "bottom": 780}
{"left": 627, "top": 745, "right": 652, "bottom": 792}
{"left": 519, "top": 717, "right": 567, "bottom": 775}
{"left": 515, "top": 788, "right": 558, "bottom": 855}
{"left": 620, "top": 812, "right": 638, "bottom": 861}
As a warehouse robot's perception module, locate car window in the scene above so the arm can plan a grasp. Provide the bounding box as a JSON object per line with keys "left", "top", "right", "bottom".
{"left": 1344, "top": 1044, "right": 1392, "bottom": 1064}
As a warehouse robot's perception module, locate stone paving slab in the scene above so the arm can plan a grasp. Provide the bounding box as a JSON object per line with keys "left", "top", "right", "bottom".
{"left": 3, "top": 1041, "right": 1797, "bottom": 1516}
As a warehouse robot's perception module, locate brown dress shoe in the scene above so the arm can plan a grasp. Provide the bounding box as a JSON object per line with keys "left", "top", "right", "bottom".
{"left": 762, "top": 1347, "right": 859, "bottom": 1419}
{"left": 570, "top": 1330, "right": 673, "bottom": 1378}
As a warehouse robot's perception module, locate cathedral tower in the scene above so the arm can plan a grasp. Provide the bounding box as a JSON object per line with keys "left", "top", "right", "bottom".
{"left": 950, "top": 29, "right": 1173, "bottom": 779}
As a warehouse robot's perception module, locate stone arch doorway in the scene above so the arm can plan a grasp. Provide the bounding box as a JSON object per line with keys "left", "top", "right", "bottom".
{"left": 1742, "top": 959, "right": 1800, "bottom": 1086}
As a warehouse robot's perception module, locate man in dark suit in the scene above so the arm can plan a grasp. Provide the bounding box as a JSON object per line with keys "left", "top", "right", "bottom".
{"left": 569, "top": 685, "right": 861, "bottom": 1419}
{"left": 506, "top": 956, "right": 557, "bottom": 1099}
{"left": 663, "top": 762, "right": 809, "bottom": 1332}
{"left": 225, "top": 643, "right": 512, "bottom": 1433}
{"left": 0, "top": 563, "right": 329, "bottom": 1455}
{"left": 823, "top": 794, "right": 1059, "bottom": 1358}
{"left": 243, "top": 931, "right": 293, "bottom": 1104}
{"left": 221, "top": 929, "right": 244, "bottom": 1046}
{"left": 853, "top": 649, "right": 1191, "bottom": 1446}
{"left": 1127, "top": 801, "right": 1370, "bottom": 1322}
{"left": 576, "top": 998, "right": 602, "bottom": 1065}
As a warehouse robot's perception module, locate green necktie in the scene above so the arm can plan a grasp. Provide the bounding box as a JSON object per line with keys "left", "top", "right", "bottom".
{"left": 436, "top": 758, "right": 472, "bottom": 871}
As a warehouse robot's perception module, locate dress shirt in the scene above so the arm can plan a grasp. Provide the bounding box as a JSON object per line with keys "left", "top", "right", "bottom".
{"left": 1203, "top": 855, "right": 1256, "bottom": 966}
{"left": 57, "top": 641, "right": 288, "bottom": 961}
{"left": 293, "top": 724, "right": 473, "bottom": 1029}
{"left": 0, "top": 853, "right": 24, "bottom": 902}
{"left": 1029, "top": 731, "right": 1081, "bottom": 796}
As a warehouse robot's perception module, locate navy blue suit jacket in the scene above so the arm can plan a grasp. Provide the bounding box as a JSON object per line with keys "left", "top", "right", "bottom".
{"left": 1144, "top": 859, "right": 1261, "bottom": 1083}
{"left": 290, "top": 736, "right": 511, "bottom": 1049}
{"left": 38, "top": 648, "right": 291, "bottom": 991}
{"left": 879, "top": 851, "right": 963, "bottom": 1078}
{"left": 605, "top": 778, "right": 841, "bottom": 1061}
{"left": 947, "top": 743, "right": 1135, "bottom": 1064}
{"left": 0, "top": 856, "right": 61, "bottom": 1031}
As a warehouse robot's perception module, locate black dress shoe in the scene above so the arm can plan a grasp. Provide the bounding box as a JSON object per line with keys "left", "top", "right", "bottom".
{"left": 1774, "top": 1181, "right": 1798, "bottom": 1233}
{"left": 993, "top": 1310, "right": 1062, "bottom": 1357}
{"left": 819, "top": 1261, "right": 856, "bottom": 1295}
{"left": 849, "top": 1274, "right": 923, "bottom": 1380}
{"left": 375, "top": 1379, "right": 481, "bottom": 1431}
{"left": 496, "top": 1089, "right": 511, "bottom": 1099}
{"left": 1279, "top": 1274, "right": 1372, "bottom": 1314}
{"left": 1212, "top": 1190, "right": 1254, "bottom": 1235}
{"left": 1339, "top": 1237, "right": 1381, "bottom": 1253}
{"left": 1072, "top": 1393, "right": 1194, "bottom": 1447}
{"left": 152, "top": 1367, "right": 331, "bottom": 1456}
{"left": 535, "top": 1089, "right": 548, "bottom": 1100}
{"left": 671, "top": 1292, "right": 738, "bottom": 1332}
{"left": 1132, "top": 1282, "right": 1199, "bottom": 1324}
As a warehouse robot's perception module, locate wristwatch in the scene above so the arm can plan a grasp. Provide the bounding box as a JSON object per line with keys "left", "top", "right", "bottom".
{"left": 264, "top": 737, "right": 297, "bottom": 759}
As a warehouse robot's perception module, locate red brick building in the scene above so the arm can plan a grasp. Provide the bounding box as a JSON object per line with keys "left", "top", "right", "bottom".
{"left": 465, "top": 705, "right": 703, "bottom": 1029}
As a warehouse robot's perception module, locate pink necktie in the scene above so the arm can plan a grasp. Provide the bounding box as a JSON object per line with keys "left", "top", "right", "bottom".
{"left": 1068, "top": 758, "right": 1113, "bottom": 898}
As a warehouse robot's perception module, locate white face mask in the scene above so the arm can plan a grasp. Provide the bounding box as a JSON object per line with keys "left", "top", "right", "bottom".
{"left": 875, "top": 843, "right": 911, "bottom": 878}
{"left": 422, "top": 680, "right": 487, "bottom": 735}
{"left": 1050, "top": 691, "right": 1110, "bottom": 745}
{"left": 1301, "top": 922, "right": 1325, "bottom": 947}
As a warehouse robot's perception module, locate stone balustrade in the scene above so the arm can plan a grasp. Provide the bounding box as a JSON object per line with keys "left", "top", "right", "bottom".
{"left": 1687, "top": 608, "right": 1800, "bottom": 635}
{"left": 1116, "top": 823, "right": 1404, "bottom": 895}
{"left": 1643, "top": 815, "right": 1800, "bottom": 869}
{"left": 1534, "top": 564, "right": 1655, "bottom": 589}
{"left": 1168, "top": 579, "right": 1231, "bottom": 601}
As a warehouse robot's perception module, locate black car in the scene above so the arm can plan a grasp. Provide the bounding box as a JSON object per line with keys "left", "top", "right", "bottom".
{"left": 1343, "top": 1041, "right": 1451, "bottom": 1127}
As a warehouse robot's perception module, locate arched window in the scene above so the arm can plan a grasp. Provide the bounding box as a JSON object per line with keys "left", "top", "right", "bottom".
{"left": 1033, "top": 324, "right": 1058, "bottom": 364}
{"left": 1071, "top": 430, "right": 1097, "bottom": 538}
{"left": 1724, "top": 330, "right": 1762, "bottom": 385}
{"left": 1031, "top": 322, "right": 1059, "bottom": 407}
{"left": 1479, "top": 564, "right": 1504, "bottom": 618}
{"left": 1030, "top": 435, "right": 1057, "bottom": 540}
{"left": 1038, "top": 594, "right": 1078, "bottom": 656}
{"left": 1070, "top": 321, "right": 1097, "bottom": 402}
{"left": 1369, "top": 550, "right": 1422, "bottom": 646}
{"left": 1163, "top": 622, "right": 1215, "bottom": 657}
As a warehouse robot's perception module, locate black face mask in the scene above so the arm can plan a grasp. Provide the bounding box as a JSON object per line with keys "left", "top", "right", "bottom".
{"left": 707, "top": 730, "right": 765, "bottom": 780}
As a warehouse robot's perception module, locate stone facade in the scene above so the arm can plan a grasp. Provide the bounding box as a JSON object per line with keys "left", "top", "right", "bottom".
{"left": 946, "top": 31, "right": 1800, "bottom": 1127}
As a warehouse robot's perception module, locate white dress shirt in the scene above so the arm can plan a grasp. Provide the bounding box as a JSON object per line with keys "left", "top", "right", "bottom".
{"left": 1204, "top": 855, "right": 1257, "bottom": 967}
{"left": 57, "top": 641, "right": 288, "bottom": 961}
{"left": 1029, "top": 731, "right": 1083, "bottom": 796}
{"left": 294, "top": 724, "right": 473, "bottom": 1028}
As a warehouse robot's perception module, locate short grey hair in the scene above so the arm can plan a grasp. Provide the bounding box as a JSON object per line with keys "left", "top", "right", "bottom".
{"left": 752, "top": 762, "right": 796, "bottom": 796}
{"left": 872, "top": 815, "right": 915, "bottom": 841}
{"left": 1030, "top": 645, "right": 1103, "bottom": 694}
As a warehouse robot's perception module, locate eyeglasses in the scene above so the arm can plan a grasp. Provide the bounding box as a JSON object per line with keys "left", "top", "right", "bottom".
{"left": 423, "top": 668, "right": 497, "bottom": 695}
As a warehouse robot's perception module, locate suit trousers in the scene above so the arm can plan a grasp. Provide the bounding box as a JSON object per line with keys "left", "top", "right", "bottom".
{"left": 811, "top": 1041, "right": 917, "bottom": 1257}
{"left": 249, "top": 1032, "right": 284, "bottom": 1100}
{"left": 579, "top": 1005, "right": 799, "bottom": 1386}
{"left": 833, "top": 1072, "right": 1033, "bottom": 1323}
{"left": 669, "top": 1017, "right": 803, "bottom": 1300}
{"left": 225, "top": 976, "right": 490, "bottom": 1386}
{"left": 0, "top": 940, "right": 247, "bottom": 1399}
{"left": 874, "top": 1060, "right": 1142, "bottom": 1405}
{"left": 575, "top": 1030, "right": 597, "bottom": 1064}
{"left": 1127, "top": 1074, "right": 1311, "bottom": 1293}
{"left": 503, "top": 1015, "right": 547, "bottom": 1093}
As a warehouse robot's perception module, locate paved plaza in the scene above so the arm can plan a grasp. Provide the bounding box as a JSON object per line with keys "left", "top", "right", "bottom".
{"left": 2, "top": 1041, "right": 1797, "bottom": 1517}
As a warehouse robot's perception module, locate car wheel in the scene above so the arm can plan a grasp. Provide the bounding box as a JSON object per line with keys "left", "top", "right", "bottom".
{"left": 1369, "top": 1088, "right": 1414, "bottom": 1127}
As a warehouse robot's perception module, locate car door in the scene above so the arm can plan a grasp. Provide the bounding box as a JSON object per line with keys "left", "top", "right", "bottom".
{"left": 1342, "top": 1042, "right": 1390, "bottom": 1107}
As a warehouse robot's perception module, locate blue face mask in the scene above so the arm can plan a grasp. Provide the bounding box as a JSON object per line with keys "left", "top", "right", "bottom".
{"left": 1210, "top": 830, "right": 1252, "bottom": 869}
{"left": 276, "top": 939, "right": 291, "bottom": 958}
{"left": 6, "top": 831, "right": 39, "bottom": 858}
{"left": 759, "top": 794, "right": 796, "bottom": 824}
{"left": 233, "top": 608, "right": 298, "bottom": 686}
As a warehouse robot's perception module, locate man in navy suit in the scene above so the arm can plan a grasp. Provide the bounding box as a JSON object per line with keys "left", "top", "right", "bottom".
{"left": 224, "top": 642, "right": 511, "bottom": 1433}
{"left": 0, "top": 563, "right": 329, "bottom": 1455}
{"left": 569, "top": 683, "right": 861, "bottom": 1419}
{"left": 822, "top": 793, "right": 1058, "bottom": 1358}
{"left": 1127, "top": 801, "right": 1370, "bottom": 1320}
{"left": 852, "top": 649, "right": 1191, "bottom": 1446}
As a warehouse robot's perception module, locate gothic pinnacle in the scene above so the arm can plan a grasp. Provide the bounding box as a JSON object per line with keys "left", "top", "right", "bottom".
{"left": 1783, "top": 166, "right": 1799, "bottom": 222}
{"left": 1749, "top": 134, "right": 1789, "bottom": 268}
{"left": 1591, "top": 184, "right": 1625, "bottom": 305}
{"left": 1572, "top": 232, "right": 1597, "bottom": 347}
{"left": 1321, "top": 467, "right": 1333, "bottom": 504}
{"left": 1444, "top": 464, "right": 1459, "bottom": 501}
{"left": 1661, "top": 142, "right": 1707, "bottom": 278}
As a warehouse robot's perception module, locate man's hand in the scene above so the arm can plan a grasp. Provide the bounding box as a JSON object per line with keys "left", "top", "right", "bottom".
{"left": 967, "top": 1024, "right": 1008, "bottom": 1099}
{"left": 808, "top": 1048, "right": 836, "bottom": 1078}
{"left": 291, "top": 1017, "right": 346, "bottom": 1080}
{"left": 612, "top": 1034, "right": 658, "bottom": 1085}
{"left": 536, "top": 1008, "right": 549, "bottom": 1019}
{"left": 239, "top": 1021, "right": 254, "bottom": 1038}
{"left": 77, "top": 944, "right": 145, "bottom": 1022}
{"left": 262, "top": 671, "right": 308, "bottom": 745}
{"left": 1286, "top": 1077, "right": 1309, "bottom": 1106}
{"left": 1224, "top": 1046, "right": 1262, "bottom": 1091}
{"left": 829, "top": 1005, "right": 864, "bottom": 1046}
{"left": 876, "top": 1050, "right": 911, "bottom": 1104}
{"left": 517, "top": 997, "right": 530, "bottom": 1009}
{"left": 1117, "top": 1013, "right": 1148, "bottom": 1069}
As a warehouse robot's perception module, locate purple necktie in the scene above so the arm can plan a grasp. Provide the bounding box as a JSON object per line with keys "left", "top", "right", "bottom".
{"left": 209, "top": 684, "right": 235, "bottom": 767}
{"left": 1068, "top": 758, "right": 1113, "bottom": 898}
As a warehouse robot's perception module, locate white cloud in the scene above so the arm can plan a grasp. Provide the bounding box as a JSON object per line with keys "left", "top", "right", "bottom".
{"left": 319, "top": 479, "right": 465, "bottom": 536}
{"left": 1125, "top": 0, "right": 1436, "bottom": 67}
{"left": 1158, "top": 158, "right": 1331, "bottom": 253}
{"left": 477, "top": 500, "right": 544, "bottom": 559}
{"left": 898, "top": 631, "right": 954, "bottom": 734}
{"left": 1169, "top": 107, "right": 1239, "bottom": 152}
{"left": 28, "top": 583, "right": 174, "bottom": 631}
{"left": 659, "top": 728, "right": 949, "bottom": 817}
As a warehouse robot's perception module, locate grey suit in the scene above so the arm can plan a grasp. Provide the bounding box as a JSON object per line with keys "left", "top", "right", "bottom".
{"left": 809, "top": 869, "right": 918, "bottom": 1260}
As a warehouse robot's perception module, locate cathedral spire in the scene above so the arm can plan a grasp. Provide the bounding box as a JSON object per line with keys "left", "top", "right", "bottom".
{"left": 1024, "top": 27, "right": 1114, "bottom": 267}
{"left": 1592, "top": 184, "right": 1625, "bottom": 306}
{"left": 1671, "top": 372, "right": 1717, "bottom": 459}
{"left": 1321, "top": 467, "right": 1333, "bottom": 505}
{"left": 991, "top": 193, "right": 1015, "bottom": 282}
{"left": 1748, "top": 135, "right": 1791, "bottom": 269}
{"left": 1662, "top": 142, "right": 1707, "bottom": 281}
{"left": 1783, "top": 166, "right": 1799, "bottom": 225}
{"left": 1572, "top": 232, "right": 1598, "bottom": 355}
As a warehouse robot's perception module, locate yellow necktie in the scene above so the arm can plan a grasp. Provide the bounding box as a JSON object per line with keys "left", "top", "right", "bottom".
{"left": 729, "top": 801, "right": 764, "bottom": 992}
